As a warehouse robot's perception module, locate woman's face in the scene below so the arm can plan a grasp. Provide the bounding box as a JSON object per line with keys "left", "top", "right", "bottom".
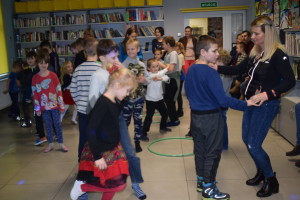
{"left": 155, "top": 29, "right": 161, "bottom": 38}
{"left": 129, "top": 32, "right": 137, "bottom": 40}
{"left": 251, "top": 26, "right": 265, "bottom": 48}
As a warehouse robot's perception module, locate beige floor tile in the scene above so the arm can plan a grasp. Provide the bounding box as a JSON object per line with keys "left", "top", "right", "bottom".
{"left": 0, "top": 183, "right": 61, "bottom": 200}
{"left": 7, "top": 162, "right": 76, "bottom": 184}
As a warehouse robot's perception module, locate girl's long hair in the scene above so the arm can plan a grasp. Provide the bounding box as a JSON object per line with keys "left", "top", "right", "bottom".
{"left": 60, "top": 61, "right": 73, "bottom": 84}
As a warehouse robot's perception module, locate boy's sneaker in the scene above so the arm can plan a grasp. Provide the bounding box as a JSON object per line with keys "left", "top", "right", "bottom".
{"left": 34, "top": 137, "right": 47, "bottom": 146}
{"left": 14, "top": 116, "right": 23, "bottom": 121}
{"left": 20, "top": 120, "right": 32, "bottom": 128}
{"left": 140, "top": 134, "right": 149, "bottom": 142}
{"left": 166, "top": 120, "right": 180, "bottom": 127}
{"left": 132, "top": 183, "right": 147, "bottom": 200}
{"left": 197, "top": 182, "right": 203, "bottom": 192}
{"left": 70, "top": 180, "right": 86, "bottom": 200}
{"left": 160, "top": 127, "right": 172, "bottom": 133}
{"left": 202, "top": 182, "right": 230, "bottom": 200}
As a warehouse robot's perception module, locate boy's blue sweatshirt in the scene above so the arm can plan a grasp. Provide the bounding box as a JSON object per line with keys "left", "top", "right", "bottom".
{"left": 185, "top": 64, "right": 247, "bottom": 112}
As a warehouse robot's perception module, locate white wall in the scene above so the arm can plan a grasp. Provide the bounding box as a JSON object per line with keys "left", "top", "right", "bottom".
{"left": 0, "top": 79, "right": 11, "bottom": 110}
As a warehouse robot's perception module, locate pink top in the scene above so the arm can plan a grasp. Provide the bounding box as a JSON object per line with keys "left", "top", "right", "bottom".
{"left": 185, "top": 38, "right": 195, "bottom": 60}
{"left": 32, "top": 71, "right": 64, "bottom": 113}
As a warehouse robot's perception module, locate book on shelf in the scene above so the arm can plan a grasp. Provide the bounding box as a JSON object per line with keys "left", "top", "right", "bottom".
{"left": 89, "top": 12, "right": 124, "bottom": 23}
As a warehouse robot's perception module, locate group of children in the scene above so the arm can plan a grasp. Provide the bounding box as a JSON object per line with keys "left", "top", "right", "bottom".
{"left": 3, "top": 28, "right": 256, "bottom": 200}
{"left": 4, "top": 41, "right": 78, "bottom": 151}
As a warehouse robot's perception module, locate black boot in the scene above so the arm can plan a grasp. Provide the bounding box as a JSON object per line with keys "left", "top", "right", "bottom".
{"left": 246, "top": 169, "right": 264, "bottom": 186}
{"left": 295, "top": 159, "right": 300, "bottom": 168}
{"left": 286, "top": 145, "right": 300, "bottom": 156}
{"left": 256, "top": 173, "right": 279, "bottom": 197}
{"left": 135, "top": 141, "right": 142, "bottom": 153}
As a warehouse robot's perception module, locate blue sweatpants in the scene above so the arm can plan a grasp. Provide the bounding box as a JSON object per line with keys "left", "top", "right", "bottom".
{"left": 42, "top": 109, "right": 63, "bottom": 143}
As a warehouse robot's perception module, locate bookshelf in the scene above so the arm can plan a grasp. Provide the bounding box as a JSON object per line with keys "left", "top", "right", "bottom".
{"left": 14, "top": 5, "right": 164, "bottom": 61}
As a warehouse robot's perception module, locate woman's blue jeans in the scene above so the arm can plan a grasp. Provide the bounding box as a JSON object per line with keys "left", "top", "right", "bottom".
{"left": 242, "top": 99, "right": 280, "bottom": 178}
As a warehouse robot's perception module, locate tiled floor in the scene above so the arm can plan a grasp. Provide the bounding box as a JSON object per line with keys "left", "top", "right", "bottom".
{"left": 0, "top": 97, "right": 300, "bottom": 200}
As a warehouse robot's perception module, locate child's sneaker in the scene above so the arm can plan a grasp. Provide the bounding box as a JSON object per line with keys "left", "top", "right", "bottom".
{"left": 20, "top": 120, "right": 32, "bottom": 128}
{"left": 34, "top": 137, "right": 47, "bottom": 146}
{"left": 197, "top": 182, "right": 203, "bottom": 192}
{"left": 132, "top": 183, "right": 146, "bottom": 200}
{"left": 202, "top": 182, "right": 230, "bottom": 200}
{"left": 70, "top": 180, "right": 85, "bottom": 200}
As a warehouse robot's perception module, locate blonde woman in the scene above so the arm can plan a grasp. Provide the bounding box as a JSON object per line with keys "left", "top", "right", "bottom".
{"left": 214, "top": 15, "right": 296, "bottom": 197}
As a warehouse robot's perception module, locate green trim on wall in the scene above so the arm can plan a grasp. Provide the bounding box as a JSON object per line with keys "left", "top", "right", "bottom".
{"left": 180, "top": 5, "right": 250, "bottom": 13}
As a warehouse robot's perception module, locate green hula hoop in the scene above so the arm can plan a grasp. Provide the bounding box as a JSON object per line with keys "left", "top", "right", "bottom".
{"left": 147, "top": 137, "right": 194, "bottom": 157}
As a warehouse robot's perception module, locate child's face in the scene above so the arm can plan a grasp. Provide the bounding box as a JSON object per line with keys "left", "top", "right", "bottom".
{"left": 202, "top": 44, "right": 219, "bottom": 63}
{"left": 237, "top": 35, "right": 243, "bottom": 43}
{"left": 154, "top": 51, "right": 162, "bottom": 60}
{"left": 70, "top": 47, "right": 78, "bottom": 55}
{"left": 115, "top": 84, "right": 132, "bottom": 101}
{"left": 26, "top": 57, "right": 36, "bottom": 66}
{"left": 100, "top": 51, "right": 120, "bottom": 67}
{"left": 66, "top": 63, "right": 73, "bottom": 74}
{"left": 236, "top": 44, "right": 244, "bottom": 54}
{"left": 148, "top": 62, "right": 159, "bottom": 73}
{"left": 126, "top": 44, "right": 139, "bottom": 59}
{"left": 38, "top": 60, "right": 49, "bottom": 72}
{"left": 162, "top": 41, "right": 170, "bottom": 51}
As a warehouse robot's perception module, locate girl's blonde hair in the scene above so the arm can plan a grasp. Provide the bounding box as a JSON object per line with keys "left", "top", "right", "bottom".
{"left": 250, "top": 15, "right": 286, "bottom": 61}
{"left": 108, "top": 67, "right": 137, "bottom": 93}
{"left": 175, "top": 41, "right": 185, "bottom": 55}
{"left": 60, "top": 61, "right": 73, "bottom": 84}
{"left": 217, "top": 48, "right": 231, "bottom": 65}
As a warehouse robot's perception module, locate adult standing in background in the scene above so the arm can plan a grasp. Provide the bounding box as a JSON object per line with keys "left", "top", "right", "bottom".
{"left": 242, "top": 30, "right": 254, "bottom": 55}
{"left": 118, "top": 27, "right": 143, "bottom": 62}
{"left": 152, "top": 27, "right": 164, "bottom": 54}
{"left": 214, "top": 16, "right": 295, "bottom": 198}
{"left": 179, "top": 26, "right": 197, "bottom": 75}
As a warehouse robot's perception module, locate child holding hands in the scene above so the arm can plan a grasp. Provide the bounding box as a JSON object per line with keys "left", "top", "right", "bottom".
{"left": 71, "top": 67, "right": 137, "bottom": 200}
{"left": 142, "top": 58, "right": 171, "bottom": 139}
{"left": 32, "top": 49, "right": 68, "bottom": 153}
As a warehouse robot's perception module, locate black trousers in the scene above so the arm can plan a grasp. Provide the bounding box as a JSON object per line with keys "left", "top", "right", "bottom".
{"left": 177, "top": 80, "right": 184, "bottom": 112}
{"left": 164, "top": 78, "right": 178, "bottom": 122}
{"left": 191, "top": 110, "right": 224, "bottom": 183}
{"left": 143, "top": 99, "right": 168, "bottom": 133}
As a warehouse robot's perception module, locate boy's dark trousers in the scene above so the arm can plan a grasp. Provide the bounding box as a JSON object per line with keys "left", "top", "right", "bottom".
{"left": 22, "top": 101, "right": 31, "bottom": 123}
{"left": 191, "top": 109, "right": 224, "bottom": 183}
{"left": 164, "top": 78, "right": 178, "bottom": 122}
{"left": 9, "top": 92, "right": 20, "bottom": 117}
{"left": 143, "top": 99, "right": 168, "bottom": 133}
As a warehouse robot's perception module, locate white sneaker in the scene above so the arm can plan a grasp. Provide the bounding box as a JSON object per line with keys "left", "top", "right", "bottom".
{"left": 70, "top": 180, "right": 85, "bottom": 200}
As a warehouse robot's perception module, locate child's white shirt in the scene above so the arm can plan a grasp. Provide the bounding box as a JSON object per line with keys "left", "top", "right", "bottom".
{"left": 145, "top": 68, "right": 169, "bottom": 102}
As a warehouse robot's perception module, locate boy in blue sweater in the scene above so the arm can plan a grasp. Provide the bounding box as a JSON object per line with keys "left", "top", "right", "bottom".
{"left": 185, "top": 35, "right": 256, "bottom": 200}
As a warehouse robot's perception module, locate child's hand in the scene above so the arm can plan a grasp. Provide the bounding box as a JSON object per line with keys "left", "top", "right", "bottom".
{"left": 36, "top": 111, "right": 41, "bottom": 116}
{"left": 152, "top": 76, "right": 162, "bottom": 81}
{"left": 95, "top": 158, "right": 107, "bottom": 170}
{"left": 2, "top": 90, "right": 8, "bottom": 94}
{"left": 137, "top": 74, "right": 146, "bottom": 83}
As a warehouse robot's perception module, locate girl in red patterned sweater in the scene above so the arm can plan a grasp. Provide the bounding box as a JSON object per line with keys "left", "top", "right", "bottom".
{"left": 32, "top": 49, "right": 68, "bottom": 153}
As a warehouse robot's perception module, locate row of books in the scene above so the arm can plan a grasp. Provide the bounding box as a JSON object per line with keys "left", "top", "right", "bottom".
{"left": 125, "top": 24, "right": 156, "bottom": 36}
{"left": 17, "top": 46, "right": 73, "bottom": 58}
{"left": 89, "top": 12, "right": 124, "bottom": 23}
{"left": 285, "top": 32, "right": 300, "bottom": 56}
{"left": 51, "top": 14, "right": 87, "bottom": 25}
{"left": 50, "top": 30, "right": 85, "bottom": 41}
{"left": 13, "top": 17, "right": 50, "bottom": 28}
{"left": 125, "top": 9, "right": 159, "bottom": 21}
{"left": 16, "top": 32, "right": 49, "bottom": 43}
{"left": 93, "top": 28, "right": 124, "bottom": 38}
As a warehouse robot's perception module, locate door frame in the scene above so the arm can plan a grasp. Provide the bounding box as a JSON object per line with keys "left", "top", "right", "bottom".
{"left": 182, "top": 9, "right": 247, "bottom": 51}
